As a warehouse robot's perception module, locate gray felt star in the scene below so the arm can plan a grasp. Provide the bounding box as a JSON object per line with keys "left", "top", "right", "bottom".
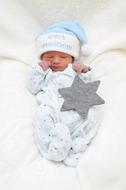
{"left": 58, "top": 75, "right": 105, "bottom": 120}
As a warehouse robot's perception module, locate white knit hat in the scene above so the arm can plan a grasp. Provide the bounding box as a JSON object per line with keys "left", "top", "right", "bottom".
{"left": 36, "top": 20, "right": 91, "bottom": 60}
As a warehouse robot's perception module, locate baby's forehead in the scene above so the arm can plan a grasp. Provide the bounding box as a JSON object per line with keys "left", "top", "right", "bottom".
{"left": 43, "top": 51, "right": 71, "bottom": 57}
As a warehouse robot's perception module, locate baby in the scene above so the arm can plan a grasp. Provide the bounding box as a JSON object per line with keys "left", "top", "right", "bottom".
{"left": 27, "top": 20, "right": 98, "bottom": 167}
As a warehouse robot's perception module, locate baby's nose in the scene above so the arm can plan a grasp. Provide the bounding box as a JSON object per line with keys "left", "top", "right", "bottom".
{"left": 52, "top": 57, "right": 60, "bottom": 64}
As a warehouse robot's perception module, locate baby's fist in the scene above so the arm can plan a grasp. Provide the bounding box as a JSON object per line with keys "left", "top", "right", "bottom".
{"left": 72, "top": 63, "right": 91, "bottom": 74}
{"left": 38, "top": 60, "right": 51, "bottom": 71}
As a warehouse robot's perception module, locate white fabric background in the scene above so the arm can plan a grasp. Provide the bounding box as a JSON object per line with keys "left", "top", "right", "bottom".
{"left": 0, "top": 0, "right": 126, "bottom": 189}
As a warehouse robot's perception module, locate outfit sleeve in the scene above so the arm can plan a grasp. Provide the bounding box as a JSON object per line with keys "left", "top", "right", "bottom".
{"left": 26, "top": 64, "right": 50, "bottom": 95}
{"left": 79, "top": 70, "right": 92, "bottom": 83}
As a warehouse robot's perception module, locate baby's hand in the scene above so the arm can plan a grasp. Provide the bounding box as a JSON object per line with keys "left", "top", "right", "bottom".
{"left": 72, "top": 62, "right": 91, "bottom": 74}
{"left": 38, "top": 60, "right": 51, "bottom": 71}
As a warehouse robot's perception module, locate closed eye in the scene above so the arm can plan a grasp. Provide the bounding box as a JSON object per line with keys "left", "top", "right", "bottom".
{"left": 60, "top": 56, "right": 68, "bottom": 58}
{"left": 46, "top": 56, "right": 53, "bottom": 59}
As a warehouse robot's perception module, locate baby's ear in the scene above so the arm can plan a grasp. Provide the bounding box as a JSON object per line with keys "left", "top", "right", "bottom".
{"left": 72, "top": 57, "right": 75, "bottom": 63}
{"left": 40, "top": 54, "right": 43, "bottom": 60}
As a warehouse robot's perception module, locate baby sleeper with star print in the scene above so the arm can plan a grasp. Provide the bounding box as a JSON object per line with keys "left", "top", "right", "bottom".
{"left": 27, "top": 63, "right": 100, "bottom": 167}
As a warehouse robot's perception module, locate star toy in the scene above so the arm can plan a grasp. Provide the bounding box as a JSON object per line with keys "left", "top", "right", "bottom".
{"left": 58, "top": 75, "right": 105, "bottom": 120}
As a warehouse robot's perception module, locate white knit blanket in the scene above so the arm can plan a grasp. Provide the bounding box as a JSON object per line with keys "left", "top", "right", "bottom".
{"left": 0, "top": 0, "right": 126, "bottom": 189}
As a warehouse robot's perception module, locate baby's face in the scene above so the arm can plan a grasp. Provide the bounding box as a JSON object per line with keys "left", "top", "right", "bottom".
{"left": 42, "top": 51, "right": 73, "bottom": 72}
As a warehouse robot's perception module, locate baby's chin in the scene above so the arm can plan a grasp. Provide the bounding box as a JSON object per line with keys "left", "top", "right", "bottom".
{"left": 50, "top": 66, "right": 67, "bottom": 72}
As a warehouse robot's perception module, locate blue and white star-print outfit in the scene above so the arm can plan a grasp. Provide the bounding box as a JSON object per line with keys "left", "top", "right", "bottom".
{"left": 27, "top": 63, "right": 98, "bottom": 167}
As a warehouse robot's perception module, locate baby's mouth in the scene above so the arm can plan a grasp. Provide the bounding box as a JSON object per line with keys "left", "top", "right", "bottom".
{"left": 50, "top": 65, "right": 63, "bottom": 72}
{"left": 50, "top": 64, "right": 60, "bottom": 69}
